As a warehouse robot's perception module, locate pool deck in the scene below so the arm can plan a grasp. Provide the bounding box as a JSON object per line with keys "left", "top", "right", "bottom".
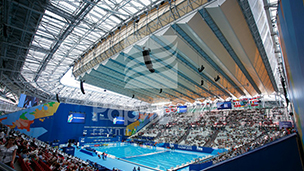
{"left": 73, "top": 143, "right": 214, "bottom": 171}
{"left": 74, "top": 147, "right": 157, "bottom": 171}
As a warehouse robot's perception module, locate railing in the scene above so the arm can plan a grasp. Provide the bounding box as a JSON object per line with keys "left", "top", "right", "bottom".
{"left": 0, "top": 162, "right": 16, "bottom": 171}
{"left": 0, "top": 103, "right": 23, "bottom": 114}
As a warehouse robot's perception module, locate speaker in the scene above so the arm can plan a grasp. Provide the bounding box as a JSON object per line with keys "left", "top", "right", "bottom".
{"left": 3, "top": 24, "right": 8, "bottom": 38}
{"left": 2, "top": 60, "right": 6, "bottom": 68}
{"left": 56, "top": 94, "right": 60, "bottom": 103}
{"left": 142, "top": 48, "right": 155, "bottom": 73}
{"left": 198, "top": 65, "right": 205, "bottom": 72}
{"left": 214, "top": 75, "right": 220, "bottom": 82}
{"left": 80, "top": 80, "right": 85, "bottom": 94}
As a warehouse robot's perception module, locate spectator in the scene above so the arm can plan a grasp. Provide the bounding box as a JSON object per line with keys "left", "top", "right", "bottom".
{"left": 0, "top": 137, "right": 18, "bottom": 168}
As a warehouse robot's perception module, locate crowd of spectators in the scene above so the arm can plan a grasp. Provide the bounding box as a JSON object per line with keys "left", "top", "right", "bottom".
{"left": 140, "top": 112, "right": 197, "bottom": 144}
{"left": 0, "top": 123, "right": 103, "bottom": 171}
{"left": 197, "top": 127, "right": 295, "bottom": 165}
{"left": 132, "top": 108, "right": 295, "bottom": 168}
{"left": 0, "top": 107, "right": 293, "bottom": 170}
{"left": 133, "top": 108, "right": 293, "bottom": 150}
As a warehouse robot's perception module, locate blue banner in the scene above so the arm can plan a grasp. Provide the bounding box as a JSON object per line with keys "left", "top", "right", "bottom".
{"left": 68, "top": 113, "right": 86, "bottom": 123}
{"left": 51, "top": 142, "right": 60, "bottom": 147}
{"left": 79, "top": 136, "right": 121, "bottom": 145}
{"left": 177, "top": 106, "right": 187, "bottom": 113}
{"left": 155, "top": 143, "right": 216, "bottom": 153}
{"left": 279, "top": 121, "right": 293, "bottom": 129}
{"left": 62, "top": 146, "right": 75, "bottom": 156}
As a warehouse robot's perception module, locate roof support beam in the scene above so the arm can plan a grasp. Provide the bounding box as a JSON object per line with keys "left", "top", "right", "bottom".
{"left": 34, "top": 0, "right": 101, "bottom": 82}
{"left": 171, "top": 24, "right": 244, "bottom": 97}
{"left": 199, "top": 8, "right": 261, "bottom": 95}
{"left": 238, "top": 0, "right": 278, "bottom": 92}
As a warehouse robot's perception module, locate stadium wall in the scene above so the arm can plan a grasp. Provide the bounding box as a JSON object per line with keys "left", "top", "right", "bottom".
{"left": 277, "top": 0, "right": 304, "bottom": 149}
{"left": 0, "top": 102, "right": 156, "bottom": 143}
{"left": 201, "top": 133, "right": 303, "bottom": 171}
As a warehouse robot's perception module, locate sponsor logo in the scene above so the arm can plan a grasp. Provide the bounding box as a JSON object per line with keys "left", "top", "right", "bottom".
{"left": 92, "top": 112, "right": 98, "bottom": 121}
{"left": 66, "top": 148, "right": 74, "bottom": 151}
{"left": 196, "top": 147, "right": 203, "bottom": 151}
{"left": 67, "top": 114, "right": 73, "bottom": 122}
{"left": 177, "top": 145, "right": 192, "bottom": 150}
{"left": 99, "top": 113, "right": 106, "bottom": 119}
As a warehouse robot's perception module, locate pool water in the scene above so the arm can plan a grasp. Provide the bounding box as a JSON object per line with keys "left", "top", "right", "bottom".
{"left": 92, "top": 143, "right": 211, "bottom": 170}
{"left": 94, "top": 144, "right": 160, "bottom": 158}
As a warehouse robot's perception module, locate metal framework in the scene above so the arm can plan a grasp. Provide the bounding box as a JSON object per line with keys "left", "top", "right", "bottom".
{"left": 0, "top": 0, "right": 282, "bottom": 110}
{"left": 0, "top": 0, "right": 167, "bottom": 109}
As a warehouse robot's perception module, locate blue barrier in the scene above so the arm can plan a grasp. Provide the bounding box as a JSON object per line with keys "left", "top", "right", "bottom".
{"left": 80, "top": 149, "right": 97, "bottom": 156}
{"left": 190, "top": 161, "right": 213, "bottom": 171}
{"left": 86, "top": 160, "right": 110, "bottom": 170}
{"left": 155, "top": 143, "right": 221, "bottom": 154}
{"left": 200, "top": 133, "right": 303, "bottom": 171}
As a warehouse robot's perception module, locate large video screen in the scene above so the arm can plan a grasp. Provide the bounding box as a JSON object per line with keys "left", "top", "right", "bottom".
{"left": 217, "top": 102, "right": 232, "bottom": 110}
{"left": 177, "top": 106, "right": 187, "bottom": 113}
{"left": 17, "top": 94, "right": 39, "bottom": 108}
{"left": 113, "top": 117, "right": 124, "bottom": 125}
{"left": 67, "top": 113, "right": 86, "bottom": 124}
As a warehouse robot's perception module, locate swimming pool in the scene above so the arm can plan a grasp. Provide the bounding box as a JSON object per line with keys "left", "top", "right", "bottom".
{"left": 94, "top": 143, "right": 160, "bottom": 158}
{"left": 92, "top": 143, "right": 212, "bottom": 170}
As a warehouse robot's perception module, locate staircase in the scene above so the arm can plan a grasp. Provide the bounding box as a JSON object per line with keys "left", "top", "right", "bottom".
{"left": 176, "top": 127, "right": 191, "bottom": 144}
{"left": 128, "top": 115, "right": 160, "bottom": 139}
{"left": 204, "top": 130, "right": 220, "bottom": 147}
{"left": 153, "top": 131, "right": 162, "bottom": 141}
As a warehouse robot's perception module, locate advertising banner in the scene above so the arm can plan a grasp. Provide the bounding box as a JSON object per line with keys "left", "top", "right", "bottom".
{"left": 217, "top": 102, "right": 232, "bottom": 110}
{"left": 155, "top": 143, "right": 215, "bottom": 153}
{"left": 62, "top": 146, "right": 75, "bottom": 156}
{"left": 279, "top": 121, "right": 293, "bottom": 129}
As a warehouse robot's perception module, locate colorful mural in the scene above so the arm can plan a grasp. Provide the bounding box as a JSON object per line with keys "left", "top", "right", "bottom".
{"left": 125, "top": 112, "right": 157, "bottom": 136}
{"left": 0, "top": 102, "right": 60, "bottom": 137}
{"left": 1, "top": 102, "right": 156, "bottom": 143}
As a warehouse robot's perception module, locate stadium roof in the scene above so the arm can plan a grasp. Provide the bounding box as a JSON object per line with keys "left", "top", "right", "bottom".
{"left": 0, "top": 0, "right": 282, "bottom": 110}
